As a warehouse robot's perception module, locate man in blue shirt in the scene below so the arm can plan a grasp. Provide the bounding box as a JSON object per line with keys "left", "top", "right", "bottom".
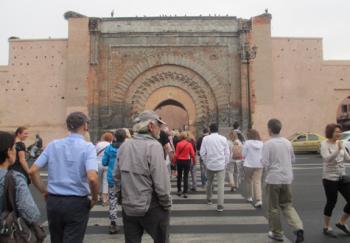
{"left": 29, "top": 112, "right": 99, "bottom": 243}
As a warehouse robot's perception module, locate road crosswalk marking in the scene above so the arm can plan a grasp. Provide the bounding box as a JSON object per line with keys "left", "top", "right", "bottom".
{"left": 43, "top": 166, "right": 292, "bottom": 243}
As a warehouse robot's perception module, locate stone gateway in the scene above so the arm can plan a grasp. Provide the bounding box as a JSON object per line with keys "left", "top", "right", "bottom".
{"left": 0, "top": 11, "right": 349, "bottom": 143}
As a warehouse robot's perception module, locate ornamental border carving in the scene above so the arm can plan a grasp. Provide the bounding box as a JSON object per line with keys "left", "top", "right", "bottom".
{"left": 111, "top": 52, "right": 229, "bottom": 108}
{"left": 126, "top": 70, "right": 216, "bottom": 123}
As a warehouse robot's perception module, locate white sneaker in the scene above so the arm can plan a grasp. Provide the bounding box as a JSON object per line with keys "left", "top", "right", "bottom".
{"left": 254, "top": 201, "right": 262, "bottom": 208}
{"left": 217, "top": 205, "right": 224, "bottom": 212}
{"left": 268, "top": 231, "right": 284, "bottom": 241}
{"left": 247, "top": 197, "right": 253, "bottom": 203}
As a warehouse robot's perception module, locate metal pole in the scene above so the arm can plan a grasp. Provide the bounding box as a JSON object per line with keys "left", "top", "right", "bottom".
{"left": 247, "top": 59, "right": 252, "bottom": 129}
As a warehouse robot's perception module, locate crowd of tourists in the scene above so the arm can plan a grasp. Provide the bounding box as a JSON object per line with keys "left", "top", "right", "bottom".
{"left": 0, "top": 110, "right": 349, "bottom": 243}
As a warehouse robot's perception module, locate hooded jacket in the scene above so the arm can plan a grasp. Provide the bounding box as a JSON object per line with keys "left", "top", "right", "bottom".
{"left": 243, "top": 140, "right": 264, "bottom": 168}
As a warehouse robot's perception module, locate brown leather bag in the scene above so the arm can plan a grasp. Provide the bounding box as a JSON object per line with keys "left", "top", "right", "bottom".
{"left": 0, "top": 171, "right": 46, "bottom": 243}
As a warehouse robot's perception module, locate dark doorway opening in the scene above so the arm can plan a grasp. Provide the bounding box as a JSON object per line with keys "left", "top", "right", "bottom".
{"left": 155, "top": 99, "right": 189, "bottom": 131}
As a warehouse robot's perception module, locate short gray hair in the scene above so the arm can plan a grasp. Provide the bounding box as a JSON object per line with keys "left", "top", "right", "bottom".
{"left": 133, "top": 119, "right": 158, "bottom": 133}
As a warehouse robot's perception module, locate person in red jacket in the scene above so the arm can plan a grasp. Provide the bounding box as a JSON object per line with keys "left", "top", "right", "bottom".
{"left": 173, "top": 131, "right": 196, "bottom": 198}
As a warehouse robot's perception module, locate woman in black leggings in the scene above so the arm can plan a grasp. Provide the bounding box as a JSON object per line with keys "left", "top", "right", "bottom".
{"left": 320, "top": 123, "right": 350, "bottom": 237}
{"left": 173, "top": 132, "right": 196, "bottom": 198}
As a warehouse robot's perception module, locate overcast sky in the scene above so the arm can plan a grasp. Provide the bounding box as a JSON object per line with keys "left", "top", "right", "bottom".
{"left": 1, "top": 0, "right": 349, "bottom": 64}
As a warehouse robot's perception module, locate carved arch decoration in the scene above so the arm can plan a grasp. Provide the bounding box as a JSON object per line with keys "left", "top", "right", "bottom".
{"left": 124, "top": 65, "right": 218, "bottom": 126}
{"left": 111, "top": 53, "right": 229, "bottom": 108}
{"left": 145, "top": 87, "right": 196, "bottom": 131}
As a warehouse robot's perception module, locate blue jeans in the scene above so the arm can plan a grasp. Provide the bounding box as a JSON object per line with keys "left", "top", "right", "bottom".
{"left": 200, "top": 158, "right": 207, "bottom": 186}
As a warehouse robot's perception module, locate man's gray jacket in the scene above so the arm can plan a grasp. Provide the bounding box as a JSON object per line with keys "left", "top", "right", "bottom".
{"left": 113, "top": 133, "right": 172, "bottom": 216}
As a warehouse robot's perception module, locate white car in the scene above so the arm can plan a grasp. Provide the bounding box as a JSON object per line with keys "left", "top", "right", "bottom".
{"left": 341, "top": 131, "right": 350, "bottom": 153}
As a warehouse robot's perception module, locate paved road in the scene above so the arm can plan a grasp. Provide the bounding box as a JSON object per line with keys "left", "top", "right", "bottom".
{"left": 31, "top": 154, "right": 350, "bottom": 242}
{"left": 285, "top": 154, "right": 350, "bottom": 242}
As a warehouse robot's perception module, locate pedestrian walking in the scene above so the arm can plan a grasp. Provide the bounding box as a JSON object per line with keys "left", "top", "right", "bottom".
{"left": 174, "top": 131, "right": 196, "bottom": 198}
{"left": 243, "top": 129, "right": 263, "bottom": 208}
{"left": 233, "top": 121, "right": 246, "bottom": 144}
{"left": 158, "top": 127, "right": 174, "bottom": 176}
{"left": 196, "top": 128, "right": 209, "bottom": 187}
{"left": 170, "top": 130, "right": 180, "bottom": 178}
{"left": 320, "top": 123, "right": 350, "bottom": 237}
{"left": 0, "top": 131, "right": 40, "bottom": 228}
{"left": 29, "top": 133, "right": 43, "bottom": 158}
{"left": 29, "top": 112, "right": 99, "bottom": 243}
{"left": 114, "top": 110, "right": 171, "bottom": 243}
{"left": 227, "top": 130, "right": 243, "bottom": 192}
{"left": 102, "top": 129, "right": 126, "bottom": 234}
{"left": 187, "top": 132, "right": 197, "bottom": 191}
{"left": 123, "top": 128, "right": 132, "bottom": 139}
{"left": 9, "top": 126, "right": 31, "bottom": 184}
{"left": 262, "top": 118, "right": 304, "bottom": 242}
{"left": 96, "top": 132, "right": 113, "bottom": 206}
{"left": 200, "top": 123, "right": 230, "bottom": 212}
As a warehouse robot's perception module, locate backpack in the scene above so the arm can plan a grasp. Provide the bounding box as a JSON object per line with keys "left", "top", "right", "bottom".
{"left": 232, "top": 141, "right": 243, "bottom": 160}
{"left": 0, "top": 172, "right": 46, "bottom": 243}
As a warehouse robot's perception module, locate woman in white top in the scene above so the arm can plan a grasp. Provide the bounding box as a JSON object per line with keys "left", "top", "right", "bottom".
{"left": 95, "top": 132, "right": 114, "bottom": 206}
{"left": 320, "top": 123, "right": 350, "bottom": 237}
{"left": 227, "top": 130, "right": 243, "bottom": 192}
{"left": 243, "top": 129, "right": 264, "bottom": 208}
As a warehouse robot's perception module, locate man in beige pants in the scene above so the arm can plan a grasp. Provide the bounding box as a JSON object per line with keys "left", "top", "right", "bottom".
{"left": 200, "top": 123, "right": 230, "bottom": 212}
{"left": 262, "top": 119, "right": 304, "bottom": 243}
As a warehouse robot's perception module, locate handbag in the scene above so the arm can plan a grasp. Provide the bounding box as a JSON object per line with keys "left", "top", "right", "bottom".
{"left": 0, "top": 171, "right": 46, "bottom": 243}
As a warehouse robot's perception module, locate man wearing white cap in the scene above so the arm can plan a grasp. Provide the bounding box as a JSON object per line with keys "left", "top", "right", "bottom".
{"left": 114, "top": 110, "right": 172, "bottom": 243}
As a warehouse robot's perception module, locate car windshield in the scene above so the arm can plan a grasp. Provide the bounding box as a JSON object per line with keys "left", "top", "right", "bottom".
{"left": 288, "top": 133, "right": 300, "bottom": 140}
{"left": 341, "top": 133, "right": 350, "bottom": 140}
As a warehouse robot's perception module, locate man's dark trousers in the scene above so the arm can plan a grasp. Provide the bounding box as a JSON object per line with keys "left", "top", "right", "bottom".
{"left": 122, "top": 206, "right": 170, "bottom": 243}
{"left": 47, "top": 195, "right": 90, "bottom": 243}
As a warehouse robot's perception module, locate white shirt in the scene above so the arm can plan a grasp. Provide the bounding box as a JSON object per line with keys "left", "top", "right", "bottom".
{"left": 262, "top": 136, "right": 295, "bottom": 184}
{"left": 95, "top": 141, "right": 110, "bottom": 164}
{"left": 320, "top": 140, "right": 350, "bottom": 181}
{"left": 200, "top": 133, "right": 230, "bottom": 171}
{"left": 243, "top": 140, "right": 264, "bottom": 168}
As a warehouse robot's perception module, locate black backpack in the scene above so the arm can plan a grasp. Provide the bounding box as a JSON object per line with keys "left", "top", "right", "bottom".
{"left": 0, "top": 171, "right": 46, "bottom": 243}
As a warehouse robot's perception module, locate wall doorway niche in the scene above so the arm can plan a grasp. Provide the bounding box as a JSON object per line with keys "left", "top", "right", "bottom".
{"left": 155, "top": 99, "right": 189, "bottom": 131}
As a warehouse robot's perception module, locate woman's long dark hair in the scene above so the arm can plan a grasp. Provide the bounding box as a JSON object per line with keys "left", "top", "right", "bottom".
{"left": 0, "top": 131, "right": 15, "bottom": 164}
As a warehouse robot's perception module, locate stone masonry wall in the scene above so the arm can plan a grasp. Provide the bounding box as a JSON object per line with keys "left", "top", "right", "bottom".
{"left": 268, "top": 37, "right": 350, "bottom": 138}
{"left": 0, "top": 39, "right": 68, "bottom": 144}
{"left": 90, "top": 17, "right": 243, "bottom": 140}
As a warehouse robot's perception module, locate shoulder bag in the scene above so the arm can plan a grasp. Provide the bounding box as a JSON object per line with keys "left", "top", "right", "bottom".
{"left": 0, "top": 171, "right": 46, "bottom": 243}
